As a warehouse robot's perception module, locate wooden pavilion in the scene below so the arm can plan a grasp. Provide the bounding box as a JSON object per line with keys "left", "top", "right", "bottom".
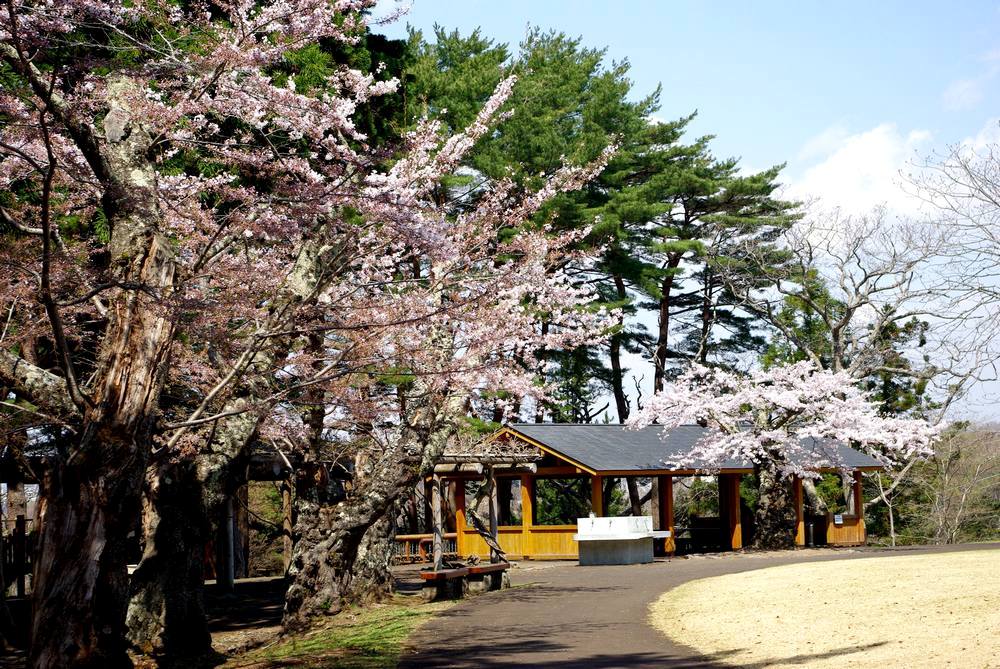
{"left": 418, "top": 423, "right": 882, "bottom": 561}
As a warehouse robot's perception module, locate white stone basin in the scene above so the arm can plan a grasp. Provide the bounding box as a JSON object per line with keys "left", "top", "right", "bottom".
{"left": 573, "top": 516, "right": 671, "bottom": 565}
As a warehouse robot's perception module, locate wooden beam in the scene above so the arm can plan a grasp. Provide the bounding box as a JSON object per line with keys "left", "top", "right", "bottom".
{"left": 793, "top": 476, "right": 805, "bottom": 547}
{"left": 656, "top": 475, "right": 676, "bottom": 554}
{"left": 650, "top": 478, "right": 660, "bottom": 528}
{"left": 533, "top": 466, "right": 587, "bottom": 477}
{"left": 595, "top": 469, "right": 752, "bottom": 477}
{"left": 590, "top": 475, "right": 604, "bottom": 517}
{"left": 421, "top": 477, "right": 432, "bottom": 533}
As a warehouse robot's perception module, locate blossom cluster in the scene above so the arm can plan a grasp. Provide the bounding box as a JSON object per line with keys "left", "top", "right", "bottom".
{"left": 627, "top": 361, "right": 941, "bottom": 477}
{"left": 0, "top": 0, "right": 616, "bottom": 452}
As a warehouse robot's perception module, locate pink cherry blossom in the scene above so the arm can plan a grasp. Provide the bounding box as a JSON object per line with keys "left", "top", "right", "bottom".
{"left": 627, "top": 361, "right": 940, "bottom": 477}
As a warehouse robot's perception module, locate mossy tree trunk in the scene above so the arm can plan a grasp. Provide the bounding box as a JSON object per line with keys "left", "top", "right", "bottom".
{"left": 753, "top": 458, "right": 796, "bottom": 550}
{"left": 126, "top": 410, "right": 258, "bottom": 660}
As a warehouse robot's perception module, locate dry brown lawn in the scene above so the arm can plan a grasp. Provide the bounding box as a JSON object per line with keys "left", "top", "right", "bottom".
{"left": 650, "top": 549, "right": 1000, "bottom": 668}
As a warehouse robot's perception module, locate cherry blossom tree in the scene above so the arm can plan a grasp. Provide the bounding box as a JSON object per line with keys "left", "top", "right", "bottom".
{"left": 628, "top": 361, "right": 940, "bottom": 548}
{"left": 0, "top": 1, "right": 613, "bottom": 665}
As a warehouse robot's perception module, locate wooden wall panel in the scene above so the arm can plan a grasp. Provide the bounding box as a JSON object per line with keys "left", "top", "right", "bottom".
{"left": 526, "top": 526, "right": 578, "bottom": 558}
{"left": 459, "top": 525, "right": 578, "bottom": 559}
{"left": 825, "top": 515, "right": 866, "bottom": 545}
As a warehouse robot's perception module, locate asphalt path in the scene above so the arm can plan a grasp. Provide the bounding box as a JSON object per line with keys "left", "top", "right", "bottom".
{"left": 400, "top": 543, "right": 999, "bottom": 668}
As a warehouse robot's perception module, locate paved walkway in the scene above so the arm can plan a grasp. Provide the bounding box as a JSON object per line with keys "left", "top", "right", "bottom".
{"left": 400, "top": 543, "right": 1000, "bottom": 668}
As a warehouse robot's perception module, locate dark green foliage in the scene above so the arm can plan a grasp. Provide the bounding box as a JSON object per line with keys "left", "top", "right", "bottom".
{"left": 739, "top": 475, "right": 759, "bottom": 511}
{"left": 547, "top": 346, "right": 613, "bottom": 423}
{"left": 404, "top": 26, "right": 509, "bottom": 133}
{"left": 762, "top": 281, "right": 934, "bottom": 417}
{"left": 674, "top": 478, "right": 719, "bottom": 526}
{"left": 603, "top": 480, "right": 631, "bottom": 517}
{"left": 863, "top": 314, "right": 933, "bottom": 415}
{"left": 760, "top": 272, "right": 843, "bottom": 369}
{"left": 247, "top": 482, "right": 286, "bottom": 576}
{"left": 533, "top": 477, "right": 592, "bottom": 525}
{"left": 813, "top": 473, "right": 849, "bottom": 515}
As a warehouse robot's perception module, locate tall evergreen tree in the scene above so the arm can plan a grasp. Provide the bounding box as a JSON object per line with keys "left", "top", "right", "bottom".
{"left": 404, "top": 26, "right": 799, "bottom": 425}
{"left": 404, "top": 27, "right": 657, "bottom": 424}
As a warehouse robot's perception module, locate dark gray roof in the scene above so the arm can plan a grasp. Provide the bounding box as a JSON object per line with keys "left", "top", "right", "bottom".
{"left": 507, "top": 423, "right": 883, "bottom": 473}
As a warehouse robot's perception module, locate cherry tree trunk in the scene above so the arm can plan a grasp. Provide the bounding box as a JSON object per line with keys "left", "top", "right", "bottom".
{"left": 125, "top": 461, "right": 213, "bottom": 660}
{"left": 752, "top": 460, "right": 796, "bottom": 550}
{"left": 29, "top": 77, "right": 177, "bottom": 668}
{"left": 126, "top": 240, "right": 331, "bottom": 658}
{"left": 282, "top": 465, "right": 410, "bottom": 630}
{"left": 30, "top": 443, "right": 146, "bottom": 669}
{"left": 281, "top": 511, "right": 395, "bottom": 630}
{"left": 352, "top": 516, "right": 396, "bottom": 599}
{"left": 126, "top": 410, "right": 258, "bottom": 659}
{"left": 282, "top": 476, "right": 359, "bottom": 629}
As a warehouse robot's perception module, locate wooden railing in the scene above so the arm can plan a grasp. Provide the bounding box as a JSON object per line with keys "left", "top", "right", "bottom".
{"left": 392, "top": 533, "right": 457, "bottom": 563}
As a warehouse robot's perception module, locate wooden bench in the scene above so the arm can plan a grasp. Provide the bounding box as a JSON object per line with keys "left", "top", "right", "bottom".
{"left": 466, "top": 561, "right": 510, "bottom": 593}
{"left": 418, "top": 567, "right": 469, "bottom": 601}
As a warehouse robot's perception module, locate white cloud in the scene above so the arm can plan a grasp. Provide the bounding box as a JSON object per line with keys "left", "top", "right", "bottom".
{"left": 961, "top": 116, "right": 1000, "bottom": 151}
{"left": 785, "top": 123, "right": 932, "bottom": 215}
{"left": 796, "top": 123, "right": 851, "bottom": 161}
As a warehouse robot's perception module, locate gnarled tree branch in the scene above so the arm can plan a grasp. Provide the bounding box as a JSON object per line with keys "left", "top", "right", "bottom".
{"left": 0, "top": 348, "right": 80, "bottom": 417}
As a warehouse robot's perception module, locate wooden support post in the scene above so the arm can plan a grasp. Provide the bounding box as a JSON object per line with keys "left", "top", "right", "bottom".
{"left": 6, "top": 482, "right": 25, "bottom": 534}
{"left": 487, "top": 466, "right": 499, "bottom": 563}
{"left": 658, "top": 475, "right": 675, "bottom": 554}
{"left": 650, "top": 476, "right": 676, "bottom": 555}
{"left": 854, "top": 471, "right": 866, "bottom": 543}
{"left": 793, "top": 476, "right": 805, "bottom": 547}
{"left": 421, "top": 478, "right": 432, "bottom": 533}
{"left": 520, "top": 475, "right": 534, "bottom": 558}
{"left": 650, "top": 478, "right": 660, "bottom": 528}
{"left": 454, "top": 480, "right": 466, "bottom": 557}
{"left": 281, "top": 477, "right": 293, "bottom": 573}
{"left": 591, "top": 475, "right": 604, "bottom": 517}
{"left": 430, "top": 474, "right": 443, "bottom": 571}
{"left": 722, "top": 474, "right": 742, "bottom": 551}
{"left": 14, "top": 514, "right": 25, "bottom": 598}
{"left": 218, "top": 497, "right": 236, "bottom": 592}
{"left": 234, "top": 484, "right": 250, "bottom": 579}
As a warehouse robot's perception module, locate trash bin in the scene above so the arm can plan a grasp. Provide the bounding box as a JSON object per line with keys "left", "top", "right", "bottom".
{"left": 806, "top": 522, "right": 815, "bottom": 547}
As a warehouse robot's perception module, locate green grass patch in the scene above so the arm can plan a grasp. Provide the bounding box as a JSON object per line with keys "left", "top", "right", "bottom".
{"left": 225, "top": 597, "right": 452, "bottom": 669}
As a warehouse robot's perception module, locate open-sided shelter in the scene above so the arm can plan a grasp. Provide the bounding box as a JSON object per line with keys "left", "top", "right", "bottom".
{"left": 418, "top": 423, "right": 881, "bottom": 561}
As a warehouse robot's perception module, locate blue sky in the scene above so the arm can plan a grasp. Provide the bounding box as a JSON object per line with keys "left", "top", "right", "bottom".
{"left": 376, "top": 1, "right": 1000, "bottom": 205}
{"left": 375, "top": 1, "right": 1000, "bottom": 418}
